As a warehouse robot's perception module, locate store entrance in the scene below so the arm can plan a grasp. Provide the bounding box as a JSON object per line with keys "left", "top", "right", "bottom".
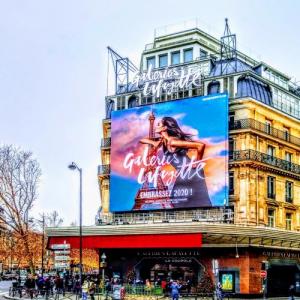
{"left": 267, "top": 264, "right": 300, "bottom": 296}
{"left": 137, "top": 257, "right": 202, "bottom": 289}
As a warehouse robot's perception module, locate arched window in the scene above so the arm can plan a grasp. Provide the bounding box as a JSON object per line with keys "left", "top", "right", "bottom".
{"left": 128, "top": 95, "right": 138, "bottom": 108}
{"left": 207, "top": 81, "right": 220, "bottom": 95}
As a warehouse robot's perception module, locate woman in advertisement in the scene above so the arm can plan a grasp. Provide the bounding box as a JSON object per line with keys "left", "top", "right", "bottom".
{"left": 140, "top": 116, "right": 211, "bottom": 208}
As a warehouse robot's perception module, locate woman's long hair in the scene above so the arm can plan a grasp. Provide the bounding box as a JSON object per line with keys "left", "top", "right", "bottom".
{"left": 161, "top": 117, "right": 193, "bottom": 141}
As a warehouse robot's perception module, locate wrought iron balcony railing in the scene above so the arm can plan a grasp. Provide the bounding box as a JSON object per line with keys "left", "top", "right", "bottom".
{"left": 97, "top": 207, "right": 234, "bottom": 226}
{"left": 230, "top": 150, "right": 300, "bottom": 176}
{"left": 101, "top": 138, "right": 111, "bottom": 148}
{"left": 230, "top": 118, "right": 300, "bottom": 147}
{"left": 98, "top": 164, "right": 110, "bottom": 176}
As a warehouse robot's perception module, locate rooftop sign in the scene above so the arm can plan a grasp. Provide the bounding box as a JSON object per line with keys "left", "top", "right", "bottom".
{"left": 132, "top": 65, "right": 203, "bottom": 97}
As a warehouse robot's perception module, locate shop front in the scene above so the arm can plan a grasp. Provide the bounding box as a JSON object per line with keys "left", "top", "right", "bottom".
{"left": 47, "top": 223, "right": 300, "bottom": 297}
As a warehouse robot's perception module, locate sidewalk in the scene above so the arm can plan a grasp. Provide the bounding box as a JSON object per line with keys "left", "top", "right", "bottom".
{"left": 3, "top": 293, "right": 300, "bottom": 300}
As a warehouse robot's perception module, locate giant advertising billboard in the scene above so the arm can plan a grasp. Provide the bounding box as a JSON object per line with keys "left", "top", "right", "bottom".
{"left": 110, "top": 93, "right": 228, "bottom": 212}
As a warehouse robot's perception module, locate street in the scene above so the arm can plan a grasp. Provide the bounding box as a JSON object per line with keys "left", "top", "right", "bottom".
{"left": 0, "top": 280, "right": 11, "bottom": 299}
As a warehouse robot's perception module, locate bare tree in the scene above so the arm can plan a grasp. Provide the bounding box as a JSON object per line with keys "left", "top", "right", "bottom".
{"left": 45, "top": 210, "right": 63, "bottom": 227}
{"left": 0, "top": 145, "right": 41, "bottom": 272}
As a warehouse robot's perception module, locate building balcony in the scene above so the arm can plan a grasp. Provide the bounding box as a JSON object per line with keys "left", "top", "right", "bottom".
{"left": 101, "top": 138, "right": 111, "bottom": 148}
{"left": 98, "top": 164, "right": 110, "bottom": 176}
{"left": 97, "top": 207, "right": 234, "bottom": 226}
{"left": 230, "top": 118, "right": 300, "bottom": 148}
{"left": 230, "top": 149, "right": 300, "bottom": 179}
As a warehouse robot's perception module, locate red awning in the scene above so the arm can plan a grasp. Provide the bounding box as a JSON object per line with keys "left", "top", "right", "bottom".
{"left": 48, "top": 233, "right": 202, "bottom": 249}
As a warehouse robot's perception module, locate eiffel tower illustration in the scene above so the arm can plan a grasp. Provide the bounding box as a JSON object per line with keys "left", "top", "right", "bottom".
{"left": 133, "top": 111, "right": 173, "bottom": 210}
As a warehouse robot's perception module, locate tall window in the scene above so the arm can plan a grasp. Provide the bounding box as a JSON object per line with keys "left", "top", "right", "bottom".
{"left": 184, "top": 48, "right": 193, "bottom": 63}
{"left": 267, "top": 209, "right": 275, "bottom": 227}
{"left": 267, "top": 176, "right": 276, "bottom": 199}
{"left": 200, "top": 49, "right": 208, "bottom": 59}
{"left": 283, "top": 127, "right": 290, "bottom": 141}
{"left": 229, "top": 139, "right": 235, "bottom": 159}
{"left": 117, "top": 96, "right": 126, "bottom": 110}
{"left": 286, "top": 213, "right": 292, "bottom": 230}
{"left": 229, "top": 111, "right": 235, "bottom": 129}
{"left": 285, "top": 181, "right": 293, "bottom": 203}
{"left": 146, "top": 56, "right": 156, "bottom": 69}
{"left": 171, "top": 51, "right": 180, "bottom": 65}
{"left": 285, "top": 152, "right": 292, "bottom": 171}
{"left": 265, "top": 120, "right": 272, "bottom": 135}
{"left": 229, "top": 172, "right": 234, "bottom": 195}
{"left": 267, "top": 145, "right": 275, "bottom": 157}
{"left": 159, "top": 54, "right": 168, "bottom": 68}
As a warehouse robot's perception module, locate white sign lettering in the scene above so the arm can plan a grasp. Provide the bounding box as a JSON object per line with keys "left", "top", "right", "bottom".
{"left": 132, "top": 65, "right": 202, "bottom": 97}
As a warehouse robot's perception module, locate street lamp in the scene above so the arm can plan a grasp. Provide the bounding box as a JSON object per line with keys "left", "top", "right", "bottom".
{"left": 68, "top": 162, "right": 83, "bottom": 284}
{"left": 101, "top": 253, "right": 107, "bottom": 284}
{"left": 41, "top": 213, "right": 45, "bottom": 276}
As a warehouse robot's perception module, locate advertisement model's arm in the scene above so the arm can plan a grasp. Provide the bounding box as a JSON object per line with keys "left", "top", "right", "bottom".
{"left": 139, "top": 138, "right": 162, "bottom": 149}
{"left": 167, "top": 137, "right": 205, "bottom": 161}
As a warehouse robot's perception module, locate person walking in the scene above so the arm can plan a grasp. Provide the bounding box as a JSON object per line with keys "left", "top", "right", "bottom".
{"left": 24, "top": 275, "right": 36, "bottom": 299}
{"left": 81, "top": 278, "right": 90, "bottom": 300}
{"left": 216, "top": 282, "right": 223, "bottom": 300}
{"left": 74, "top": 275, "right": 81, "bottom": 295}
{"left": 289, "top": 284, "right": 295, "bottom": 300}
{"left": 170, "top": 280, "right": 181, "bottom": 300}
{"left": 88, "top": 281, "right": 96, "bottom": 300}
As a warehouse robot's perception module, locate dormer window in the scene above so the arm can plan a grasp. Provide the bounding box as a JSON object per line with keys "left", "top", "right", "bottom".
{"left": 146, "top": 56, "right": 156, "bottom": 69}
{"left": 171, "top": 51, "right": 180, "bottom": 65}
{"left": 159, "top": 54, "right": 168, "bottom": 68}
{"left": 184, "top": 48, "right": 193, "bottom": 63}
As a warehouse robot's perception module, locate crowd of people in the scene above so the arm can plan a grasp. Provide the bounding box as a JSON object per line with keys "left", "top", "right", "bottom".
{"left": 11, "top": 273, "right": 228, "bottom": 300}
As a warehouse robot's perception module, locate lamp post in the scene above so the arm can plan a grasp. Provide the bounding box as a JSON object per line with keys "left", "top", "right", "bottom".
{"left": 68, "top": 162, "right": 83, "bottom": 284}
{"left": 41, "top": 213, "right": 45, "bottom": 276}
{"left": 101, "top": 253, "right": 107, "bottom": 284}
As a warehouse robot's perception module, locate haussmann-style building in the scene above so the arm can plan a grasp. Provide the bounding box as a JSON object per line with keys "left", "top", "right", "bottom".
{"left": 47, "top": 19, "right": 300, "bottom": 297}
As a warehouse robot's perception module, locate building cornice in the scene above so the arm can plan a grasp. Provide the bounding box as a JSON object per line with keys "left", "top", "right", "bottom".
{"left": 46, "top": 222, "right": 300, "bottom": 245}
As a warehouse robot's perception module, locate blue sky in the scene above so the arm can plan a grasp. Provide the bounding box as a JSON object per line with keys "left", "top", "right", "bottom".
{"left": 0, "top": 0, "right": 299, "bottom": 225}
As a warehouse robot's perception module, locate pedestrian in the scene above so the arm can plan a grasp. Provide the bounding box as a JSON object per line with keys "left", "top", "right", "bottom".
{"left": 289, "top": 284, "right": 295, "bottom": 300}
{"left": 111, "top": 280, "right": 122, "bottom": 300}
{"left": 24, "top": 275, "right": 36, "bottom": 299}
{"left": 81, "top": 278, "right": 90, "bottom": 300}
{"left": 45, "top": 277, "right": 51, "bottom": 299}
{"left": 186, "top": 279, "right": 192, "bottom": 294}
{"left": 170, "top": 280, "right": 181, "bottom": 300}
{"left": 55, "top": 275, "right": 64, "bottom": 295}
{"left": 105, "top": 278, "right": 112, "bottom": 300}
{"left": 74, "top": 275, "right": 81, "bottom": 295}
{"left": 88, "top": 281, "right": 96, "bottom": 300}
{"left": 216, "top": 282, "right": 223, "bottom": 300}
{"left": 161, "top": 279, "right": 167, "bottom": 296}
